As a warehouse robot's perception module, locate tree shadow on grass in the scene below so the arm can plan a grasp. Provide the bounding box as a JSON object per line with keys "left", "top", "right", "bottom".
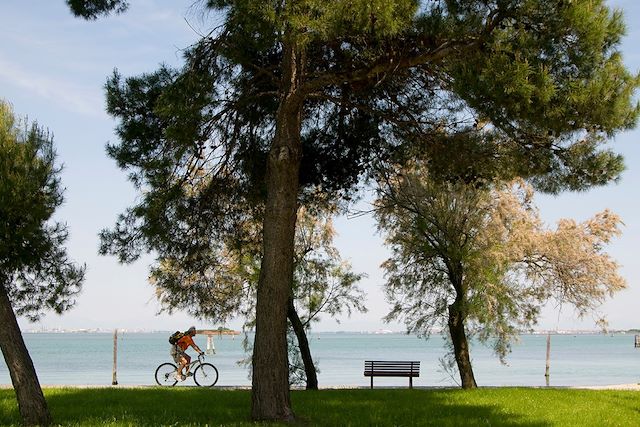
{"left": 39, "top": 387, "right": 253, "bottom": 426}
{"left": 0, "top": 390, "right": 22, "bottom": 426}
{"left": 292, "top": 389, "right": 552, "bottom": 427}
{"left": 0, "top": 387, "right": 569, "bottom": 426}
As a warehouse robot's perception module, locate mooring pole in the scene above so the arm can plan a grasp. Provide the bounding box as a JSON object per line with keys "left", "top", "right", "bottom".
{"left": 544, "top": 333, "right": 551, "bottom": 386}
{"left": 112, "top": 329, "right": 118, "bottom": 386}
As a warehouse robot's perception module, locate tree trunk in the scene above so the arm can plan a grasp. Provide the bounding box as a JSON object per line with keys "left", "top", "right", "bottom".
{"left": 0, "top": 283, "right": 51, "bottom": 426}
{"left": 251, "top": 35, "right": 303, "bottom": 422}
{"left": 447, "top": 301, "right": 477, "bottom": 389}
{"left": 287, "top": 297, "right": 318, "bottom": 390}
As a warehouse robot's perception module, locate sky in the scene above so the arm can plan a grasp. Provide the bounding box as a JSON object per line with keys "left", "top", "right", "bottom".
{"left": 1, "top": 0, "right": 639, "bottom": 333}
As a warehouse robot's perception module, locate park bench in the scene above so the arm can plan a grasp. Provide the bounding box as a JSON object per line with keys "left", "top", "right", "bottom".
{"left": 364, "top": 360, "right": 420, "bottom": 389}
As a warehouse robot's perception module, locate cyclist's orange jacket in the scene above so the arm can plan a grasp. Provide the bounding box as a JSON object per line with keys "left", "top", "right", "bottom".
{"left": 176, "top": 334, "right": 195, "bottom": 351}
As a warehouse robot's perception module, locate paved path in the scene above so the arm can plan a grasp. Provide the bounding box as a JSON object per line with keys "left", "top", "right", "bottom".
{"left": 2, "top": 384, "right": 639, "bottom": 390}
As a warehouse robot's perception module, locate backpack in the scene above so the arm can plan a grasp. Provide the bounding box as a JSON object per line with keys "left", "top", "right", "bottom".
{"left": 168, "top": 331, "right": 185, "bottom": 345}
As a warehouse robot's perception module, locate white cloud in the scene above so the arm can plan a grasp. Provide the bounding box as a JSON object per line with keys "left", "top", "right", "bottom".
{"left": 0, "top": 55, "right": 106, "bottom": 118}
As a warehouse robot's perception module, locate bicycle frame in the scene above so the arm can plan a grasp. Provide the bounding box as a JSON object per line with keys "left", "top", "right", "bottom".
{"left": 155, "top": 354, "right": 219, "bottom": 387}
{"left": 184, "top": 355, "right": 204, "bottom": 372}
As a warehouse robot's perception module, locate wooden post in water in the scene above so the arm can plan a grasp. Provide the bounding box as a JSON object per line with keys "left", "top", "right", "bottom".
{"left": 544, "top": 333, "right": 551, "bottom": 386}
{"left": 112, "top": 329, "right": 118, "bottom": 386}
{"left": 635, "top": 335, "right": 640, "bottom": 348}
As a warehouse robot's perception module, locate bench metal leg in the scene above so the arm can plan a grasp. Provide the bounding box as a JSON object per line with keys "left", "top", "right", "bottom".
{"left": 409, "top": 377, "right": 413, "bottom": 389}
{"left": 370, "top": 376, "right": 373, "bottom": 389}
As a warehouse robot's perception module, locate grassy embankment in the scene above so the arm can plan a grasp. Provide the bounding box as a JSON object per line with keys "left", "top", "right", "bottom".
{"left": 0, "top": 387, "right": 639, "bottom": 426}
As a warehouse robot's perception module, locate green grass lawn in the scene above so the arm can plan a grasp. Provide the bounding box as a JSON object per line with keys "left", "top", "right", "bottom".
{"left": 0, "top": 387, "right": 639, "bottom": 426}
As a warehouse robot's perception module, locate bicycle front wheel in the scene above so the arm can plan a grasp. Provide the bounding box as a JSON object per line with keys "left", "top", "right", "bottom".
{"left": 155, "top": 363, "right": 178, "bottom": 386}
{"left": 193, "top": 363, "right": 219, "bottom": 387}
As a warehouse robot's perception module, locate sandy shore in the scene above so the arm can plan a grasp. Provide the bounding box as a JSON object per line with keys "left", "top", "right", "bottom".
{"left": 572, "top": 383, "right": 640, "bottom": 391}
{"left": 2, "top": 384, "right": 639, "bottom": 390}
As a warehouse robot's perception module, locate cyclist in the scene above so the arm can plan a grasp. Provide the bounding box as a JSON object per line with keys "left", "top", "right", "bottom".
{"left": 171, "top": 326, "right": 204, "bottom": 381}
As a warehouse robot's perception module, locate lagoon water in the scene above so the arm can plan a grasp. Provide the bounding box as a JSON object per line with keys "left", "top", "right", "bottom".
{"left": 0, "top": 332, "right": 638, "bottom": 388}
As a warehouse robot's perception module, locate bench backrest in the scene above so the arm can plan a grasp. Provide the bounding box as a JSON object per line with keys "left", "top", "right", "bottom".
{"left": 364, "top": 360, "right": 420, "bottom": 377}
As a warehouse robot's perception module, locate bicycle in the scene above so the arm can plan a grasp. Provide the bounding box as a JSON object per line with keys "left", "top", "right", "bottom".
{"left": 155, "top": 354, "right": 219, "bottom": 387}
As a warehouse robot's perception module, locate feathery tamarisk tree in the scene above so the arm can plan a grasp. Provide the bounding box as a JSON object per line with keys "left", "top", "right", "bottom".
{"left": 67, "top": 0, "right": 638, "bottom": 420}
{"left": 375, "top": 166, "right": 626, "bottom": 389}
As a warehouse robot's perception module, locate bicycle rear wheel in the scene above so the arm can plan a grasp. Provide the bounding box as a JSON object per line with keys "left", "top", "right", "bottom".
{"left": 155, "top": 363, "right": 178, "bottom": 386}
{"left": 193, "top": 363, "right": 219, "bottom": 387}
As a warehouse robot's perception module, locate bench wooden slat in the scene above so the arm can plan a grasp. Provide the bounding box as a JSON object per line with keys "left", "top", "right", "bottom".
{"left": 364, "top": 372, "right": 417, "bottom": 377}
{"left": 365, "top": 366, "right": 418, "bottom": 370}
{"left": 364, "top": 364, "right": 420, "bottom": 368}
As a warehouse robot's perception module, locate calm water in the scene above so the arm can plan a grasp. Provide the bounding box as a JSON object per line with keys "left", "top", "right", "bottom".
{"left": 0, "top": 332, "right": 638, "bottom": 387}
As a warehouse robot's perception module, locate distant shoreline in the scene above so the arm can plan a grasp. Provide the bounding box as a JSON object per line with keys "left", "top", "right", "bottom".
{"left": 21, "top": 329, "right": 640, "bottom": 335}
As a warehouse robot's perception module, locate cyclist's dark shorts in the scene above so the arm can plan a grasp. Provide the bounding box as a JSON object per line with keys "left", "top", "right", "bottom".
{"left": 170, "top": 346, "right": 187, "bottom": 364}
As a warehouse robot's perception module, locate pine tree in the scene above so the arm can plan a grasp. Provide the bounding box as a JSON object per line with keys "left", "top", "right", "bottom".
{"left": 67, "top": 0, "right": 639, "bottom": 419}
{"left": 0, "top": 100, "right": 85, "bottom": 426}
